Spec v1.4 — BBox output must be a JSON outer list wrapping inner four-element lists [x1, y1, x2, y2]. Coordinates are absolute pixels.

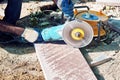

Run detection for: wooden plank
[[34, 43, 97, 80]]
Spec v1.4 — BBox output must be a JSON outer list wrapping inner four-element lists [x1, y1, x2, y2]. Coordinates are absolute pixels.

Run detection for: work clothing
[[3, 0, 22, 25], [53, 0, 74, 20]]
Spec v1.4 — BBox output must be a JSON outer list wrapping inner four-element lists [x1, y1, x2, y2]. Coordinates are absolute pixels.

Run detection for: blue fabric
[[81, 14, 99, 20], [3, 0, 22, 25], [61, 0, 74, 20], [33, 28, 44, 43]]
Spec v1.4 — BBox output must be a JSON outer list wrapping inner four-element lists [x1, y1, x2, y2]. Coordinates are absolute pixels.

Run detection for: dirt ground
[[0, 0, 120, 80]]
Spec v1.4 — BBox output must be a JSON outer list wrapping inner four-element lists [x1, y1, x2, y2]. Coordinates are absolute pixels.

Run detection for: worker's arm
[[0, 22, 42, 43], [0, 22, 24, 36], [53, 0, 74, 21]]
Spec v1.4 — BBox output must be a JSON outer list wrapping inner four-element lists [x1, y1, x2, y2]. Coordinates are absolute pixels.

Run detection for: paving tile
[[34, 43, 97, 80]]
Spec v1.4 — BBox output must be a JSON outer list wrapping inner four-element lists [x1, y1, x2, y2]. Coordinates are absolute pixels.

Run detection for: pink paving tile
[[34, 43, 97, 80]]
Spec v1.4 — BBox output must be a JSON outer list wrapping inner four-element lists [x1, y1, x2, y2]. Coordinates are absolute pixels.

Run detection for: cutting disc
[[62, 19, 94, 48]]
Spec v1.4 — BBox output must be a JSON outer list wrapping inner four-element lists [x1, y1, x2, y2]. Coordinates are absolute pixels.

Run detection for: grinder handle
[[74, 6, 90, 11], [74, 6, 90, 18]]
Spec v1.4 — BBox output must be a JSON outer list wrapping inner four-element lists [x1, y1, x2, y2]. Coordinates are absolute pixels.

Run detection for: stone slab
[[34, 43, 97, 80]]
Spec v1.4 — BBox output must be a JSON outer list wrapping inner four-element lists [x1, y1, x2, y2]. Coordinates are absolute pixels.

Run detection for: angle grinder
[[40, 19, 94, 48]]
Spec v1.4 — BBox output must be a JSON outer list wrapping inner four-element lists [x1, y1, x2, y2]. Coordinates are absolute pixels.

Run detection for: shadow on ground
[[0, 42, 35, 55]]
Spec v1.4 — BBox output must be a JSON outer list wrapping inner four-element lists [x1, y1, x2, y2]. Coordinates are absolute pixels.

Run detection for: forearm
[[0, 23, 24, 36]]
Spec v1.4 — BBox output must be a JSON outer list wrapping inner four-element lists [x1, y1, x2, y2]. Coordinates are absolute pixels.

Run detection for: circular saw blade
[[62, 19, 94, 48]]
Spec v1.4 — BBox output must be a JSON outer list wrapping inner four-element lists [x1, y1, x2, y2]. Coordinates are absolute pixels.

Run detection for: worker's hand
[[61, 0, 74, 20], [20, 28, 44, 43], [21, 28, 39, 43]]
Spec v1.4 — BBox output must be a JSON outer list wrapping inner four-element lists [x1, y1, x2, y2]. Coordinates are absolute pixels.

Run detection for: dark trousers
[[3, 0, 22, 25]]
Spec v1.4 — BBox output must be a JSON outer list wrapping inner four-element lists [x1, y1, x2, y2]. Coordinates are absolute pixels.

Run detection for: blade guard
[[62, 19, 94, 48]]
